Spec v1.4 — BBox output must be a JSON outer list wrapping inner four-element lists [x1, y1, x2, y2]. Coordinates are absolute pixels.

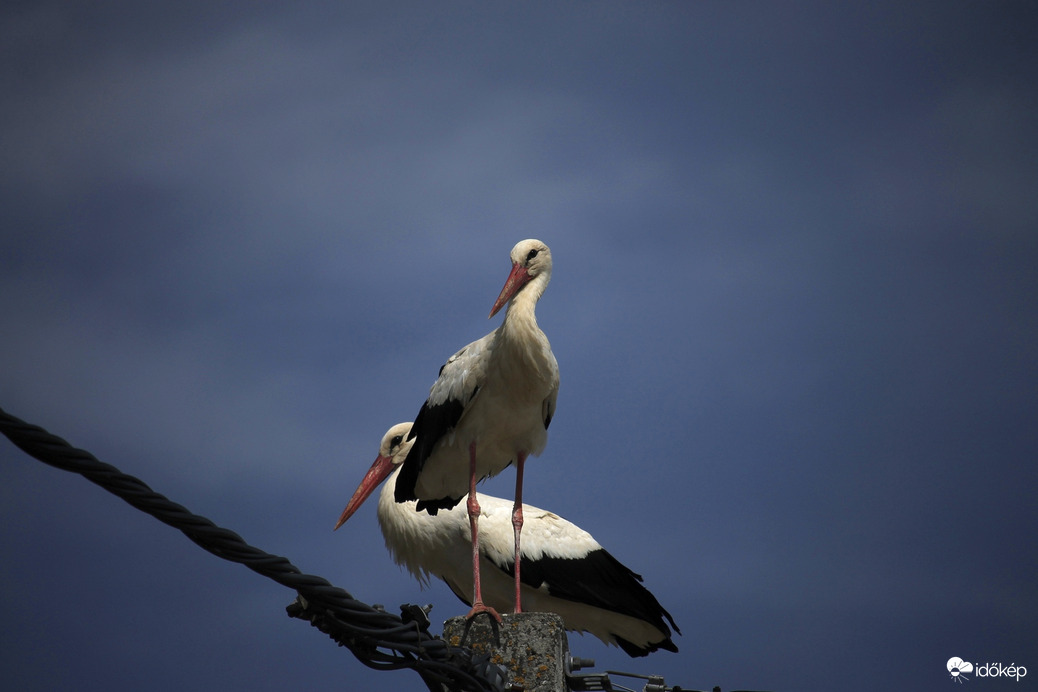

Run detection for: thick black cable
[[0, 406, 501, 692]]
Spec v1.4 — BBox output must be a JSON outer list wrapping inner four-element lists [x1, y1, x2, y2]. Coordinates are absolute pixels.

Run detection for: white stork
[[393, 239, 560, 620], [335, 423, 680, 657]]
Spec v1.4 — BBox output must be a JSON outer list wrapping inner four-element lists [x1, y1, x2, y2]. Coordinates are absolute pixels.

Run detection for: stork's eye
[[390, 435, 403, 448], [526, 248, 539, 262]]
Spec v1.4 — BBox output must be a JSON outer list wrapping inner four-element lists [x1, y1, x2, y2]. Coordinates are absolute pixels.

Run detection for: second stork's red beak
[[489, 262, 532, 318], [334, 454, 396, 530]]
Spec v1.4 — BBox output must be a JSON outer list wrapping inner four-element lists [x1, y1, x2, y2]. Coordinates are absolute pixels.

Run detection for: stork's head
[[489, 239, 552, 318], [334, 422, 414, 530]]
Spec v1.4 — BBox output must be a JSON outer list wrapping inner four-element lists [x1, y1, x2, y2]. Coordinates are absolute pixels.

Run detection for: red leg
[[511, 452, 527, 613], [465, 441, 501, 622]]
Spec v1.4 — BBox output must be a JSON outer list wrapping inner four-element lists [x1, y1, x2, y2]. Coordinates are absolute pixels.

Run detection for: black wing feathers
[[507, 548, 680, 656], [393, 396, 466, 510]]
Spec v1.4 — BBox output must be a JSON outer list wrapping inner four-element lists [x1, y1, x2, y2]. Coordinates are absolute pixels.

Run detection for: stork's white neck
[[502, 271, 550, 333]]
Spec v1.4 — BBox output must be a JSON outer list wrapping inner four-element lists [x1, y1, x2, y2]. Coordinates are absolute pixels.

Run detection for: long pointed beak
[[489, 262, 531, 318], [334, 454, 395, 530]]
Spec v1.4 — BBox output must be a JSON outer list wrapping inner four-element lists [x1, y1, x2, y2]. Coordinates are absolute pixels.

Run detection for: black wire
[[0, 406, 501, 692]]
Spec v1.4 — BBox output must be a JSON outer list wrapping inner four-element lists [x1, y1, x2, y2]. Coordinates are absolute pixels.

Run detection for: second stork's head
[[334, 422, 414, 530]]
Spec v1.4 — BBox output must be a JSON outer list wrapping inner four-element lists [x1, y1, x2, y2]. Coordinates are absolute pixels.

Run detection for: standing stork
[[335, 424, 680, 656], [394, 239, 559, 620]]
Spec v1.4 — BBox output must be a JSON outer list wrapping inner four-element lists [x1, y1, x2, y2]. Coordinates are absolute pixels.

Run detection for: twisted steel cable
[[0, 406, 502, 692]]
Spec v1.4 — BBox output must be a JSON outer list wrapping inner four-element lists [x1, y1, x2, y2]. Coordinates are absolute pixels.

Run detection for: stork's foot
[[465, 602, 502, 623]]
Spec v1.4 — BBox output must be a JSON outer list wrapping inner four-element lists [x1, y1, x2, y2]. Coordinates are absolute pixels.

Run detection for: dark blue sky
[[2, 2, 1036, 690]]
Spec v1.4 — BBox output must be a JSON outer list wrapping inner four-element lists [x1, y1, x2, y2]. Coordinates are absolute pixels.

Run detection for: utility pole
[[444, 613, 569, 692]]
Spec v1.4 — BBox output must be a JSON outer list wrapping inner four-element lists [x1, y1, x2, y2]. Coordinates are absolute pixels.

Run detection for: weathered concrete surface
[[443, 612, 568, 692]]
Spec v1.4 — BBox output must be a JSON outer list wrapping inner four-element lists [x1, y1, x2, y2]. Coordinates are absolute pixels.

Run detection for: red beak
[[489, 262, 532, 318], [334, 454, 396, 530]]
